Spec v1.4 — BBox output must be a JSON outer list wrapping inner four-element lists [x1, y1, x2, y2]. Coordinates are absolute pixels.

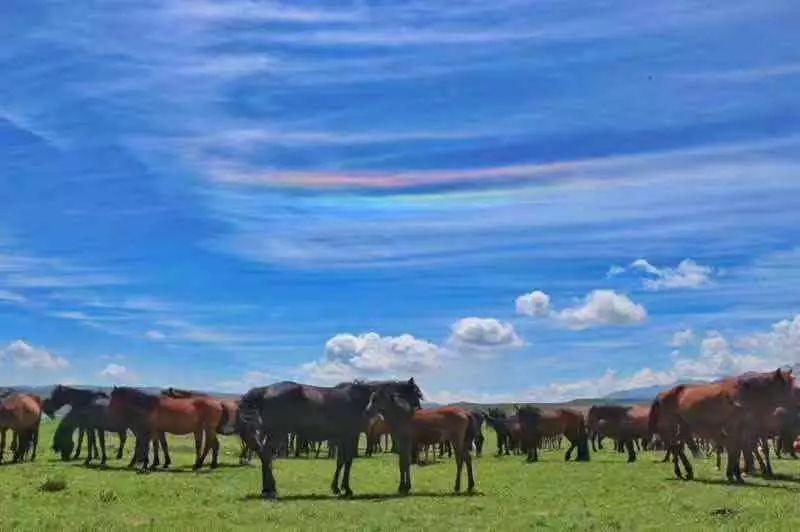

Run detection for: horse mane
[[112, 386, 159, 410]]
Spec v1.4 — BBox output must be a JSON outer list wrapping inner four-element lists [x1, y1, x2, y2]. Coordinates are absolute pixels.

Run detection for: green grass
[[2, 421, 800, 530]]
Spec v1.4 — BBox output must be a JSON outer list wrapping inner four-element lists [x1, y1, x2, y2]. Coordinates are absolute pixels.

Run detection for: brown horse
[[649, 368, 795, 482], [0, 393, 42, 463], [366, 415, 393, 456], [589, 404, 650, 462], [517, 406, 590, 462], [109, 387, 224, 471], [161, 388, 241, 466], [409, 406, 476, 493]]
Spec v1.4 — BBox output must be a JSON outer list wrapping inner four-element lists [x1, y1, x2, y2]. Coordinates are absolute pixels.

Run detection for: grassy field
[[2, 421, 800, 530]]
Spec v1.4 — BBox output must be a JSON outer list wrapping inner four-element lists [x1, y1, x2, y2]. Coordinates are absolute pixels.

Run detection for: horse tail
[[464, 412, 478, 452], [648, 397, 661, 437], [217, 403, 237, 435]]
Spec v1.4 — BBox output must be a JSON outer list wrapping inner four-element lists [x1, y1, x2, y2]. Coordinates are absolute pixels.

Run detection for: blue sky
[[1, 0, 799, 401]]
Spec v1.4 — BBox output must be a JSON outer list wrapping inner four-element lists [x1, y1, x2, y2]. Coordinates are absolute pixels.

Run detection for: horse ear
[[408, 377, 415, 385], [775, 368, 784, 380]]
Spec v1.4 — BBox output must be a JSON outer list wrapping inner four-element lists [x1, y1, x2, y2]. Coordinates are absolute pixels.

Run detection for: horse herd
[[1, 368, 799, 500]]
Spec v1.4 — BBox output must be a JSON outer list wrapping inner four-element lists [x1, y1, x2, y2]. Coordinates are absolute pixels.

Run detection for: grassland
[[2, 421, 800, 531]]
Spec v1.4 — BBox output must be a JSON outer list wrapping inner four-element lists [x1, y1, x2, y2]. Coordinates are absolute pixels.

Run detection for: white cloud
[[144, 329, 166, 341], [448, 317, 523, 353], [556, 290, 646, 330], [629, 258, 715, 290], [217, 370, 272, 393], [99, 363, 137, 383], [515, 290, 551, 317], [0, 340, 69, 371], [669, 328, 695, 347], [303, 332, 443, 384], [735, 314, 800, 364]]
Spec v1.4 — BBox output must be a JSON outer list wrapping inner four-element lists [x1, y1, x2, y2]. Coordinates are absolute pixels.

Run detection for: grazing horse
[[649, 368, 795, 482], [0, 393, 42, 463], [43, 385, 128, 465], [517, 406, 590, 462], [237, 379, 422, 500], [109, 387, 224, 471], [409, 407, 476, 493], [588, 404, 650, 462]]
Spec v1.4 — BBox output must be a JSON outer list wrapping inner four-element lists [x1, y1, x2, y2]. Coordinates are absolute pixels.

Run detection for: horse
[[483, 409, 522, 455], [649, 368, 795, 482], [109, 386, 224, 471], [588, 404, 650, 462], [0, 393, 42, 463], [409, 407, 476, 492], [160, 388, 241, 465], [517, 406, 590, 462], [237, 378, 422, 500], [43, 385, 129, 465], [366, 415, 393, 456]]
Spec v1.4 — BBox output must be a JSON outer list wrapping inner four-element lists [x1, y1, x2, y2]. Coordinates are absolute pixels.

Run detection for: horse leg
[[258, 439, 277, 500], [74, 427, 84, 460], [341, 436, 358, 497], [85, 430, 94, 465], [0, 428, 5, 463], [454, 440, 463, 493], [193, 430, 208, 470], [117, 431, 126, 460], [625, 439, 636, 463], [211, 435, 220, 468], [465, 444, 475, 493], [99, 430, 108, 466], [715, 445, 722, 470], [31, 421, 39, 461], [678, 443, 693, 480], [564, 439, 576, 461], [597, 435, 604, 450], [725, 440, 741, 483], [330, 439, 344, 494], [762, 438, 774, 477], [151, 433, 161, 470], [671, 443, 684, 479]]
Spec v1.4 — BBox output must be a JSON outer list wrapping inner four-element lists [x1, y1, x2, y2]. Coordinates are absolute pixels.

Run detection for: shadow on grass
[[242, 490, 484, 502], [667, 477, 800, 492]]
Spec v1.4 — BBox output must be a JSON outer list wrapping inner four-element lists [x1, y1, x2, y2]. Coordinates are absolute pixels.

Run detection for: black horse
[[237, 378, 422, 500], [483, 408, 518, 455], [43, 385, 128, 465]]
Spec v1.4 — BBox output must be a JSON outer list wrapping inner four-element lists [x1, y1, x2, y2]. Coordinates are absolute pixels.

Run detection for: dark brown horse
[[0, 393, 42, 463], [409, 407, 476, 492], [483, 409, 522, 455], [649, 368, 795, 482], [109, 387, 224, 471], [43, 385, 128, 465], [517, 406, 590, 462], [237, 379, 422, 500]]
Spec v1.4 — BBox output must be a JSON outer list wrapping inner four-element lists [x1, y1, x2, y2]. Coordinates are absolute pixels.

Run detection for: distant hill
[[602, 380, 710, 402]]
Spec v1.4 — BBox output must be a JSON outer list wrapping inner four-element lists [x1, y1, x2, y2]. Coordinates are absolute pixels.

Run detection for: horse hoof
[[331, 487, 340, 495], [342, 489, 353, 498], [262, 491, 277, 501]]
